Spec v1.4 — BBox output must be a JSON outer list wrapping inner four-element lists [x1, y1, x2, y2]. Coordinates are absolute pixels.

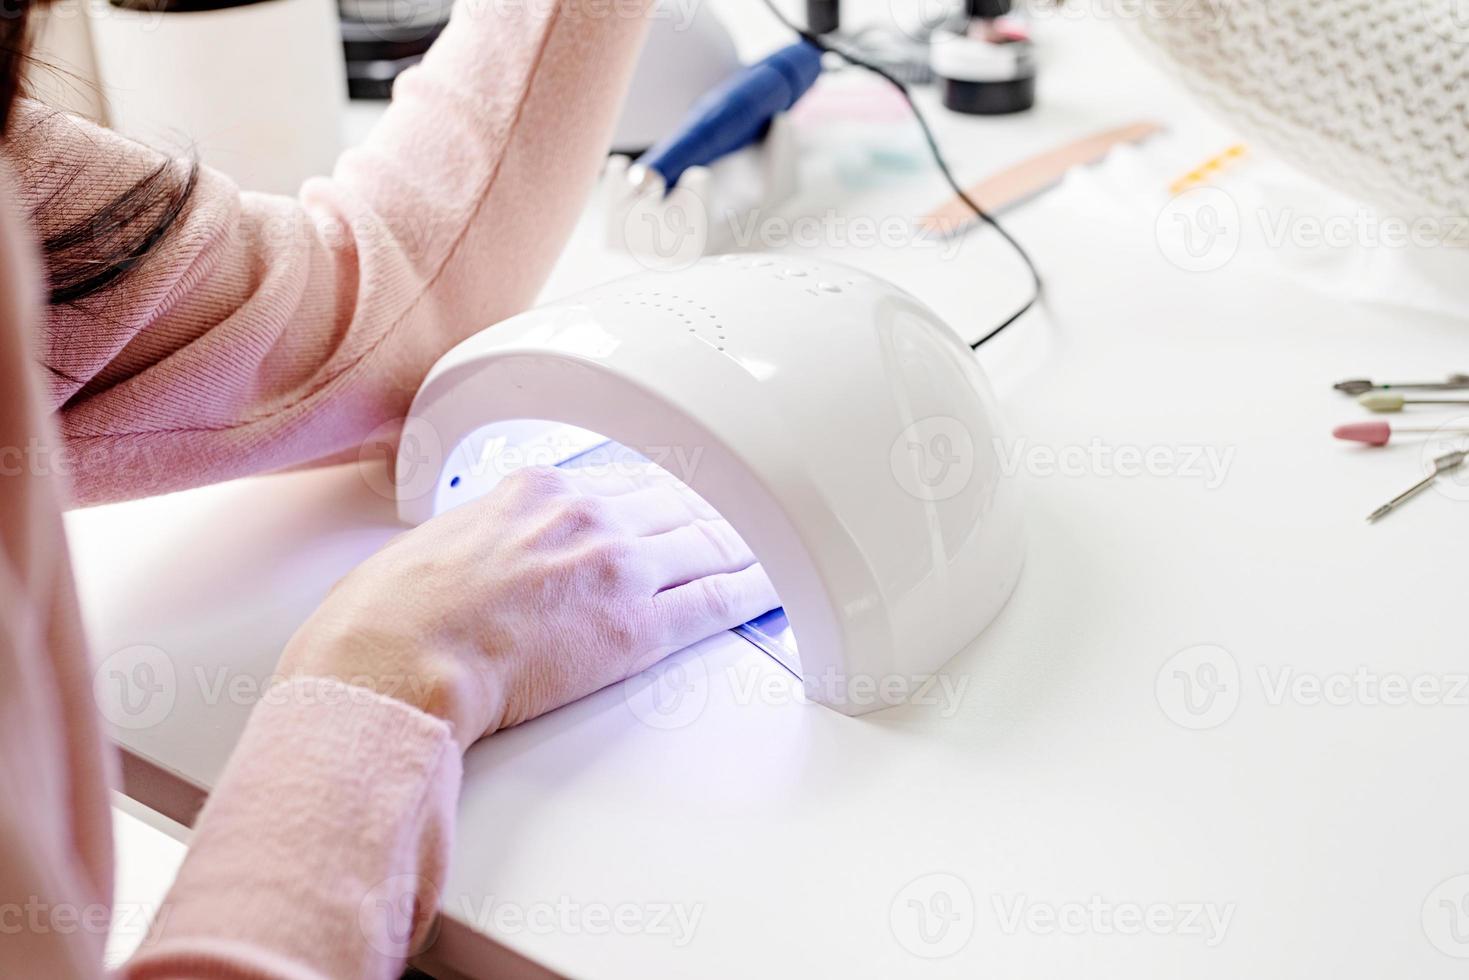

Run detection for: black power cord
[[759, 0, 1044, 349]]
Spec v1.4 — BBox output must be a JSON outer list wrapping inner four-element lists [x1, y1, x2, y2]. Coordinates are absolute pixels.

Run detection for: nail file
[[919, 121, 1163, 238]]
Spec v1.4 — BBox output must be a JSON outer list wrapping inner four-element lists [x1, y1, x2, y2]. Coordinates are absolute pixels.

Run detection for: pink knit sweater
[[0, 0, 646, 975]]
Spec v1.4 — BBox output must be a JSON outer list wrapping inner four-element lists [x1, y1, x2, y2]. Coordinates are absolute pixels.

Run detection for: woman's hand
[[278, 463, 778, 750]]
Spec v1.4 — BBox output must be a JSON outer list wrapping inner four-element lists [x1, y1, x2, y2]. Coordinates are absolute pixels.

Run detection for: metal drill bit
[[1335, 374, 1469, 396], [1356, 391, 1469, 413], [1367, 449, 1468, 523]]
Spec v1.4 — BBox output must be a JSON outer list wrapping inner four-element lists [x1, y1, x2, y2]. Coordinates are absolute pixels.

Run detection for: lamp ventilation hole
[[620, 289, 731, 355]]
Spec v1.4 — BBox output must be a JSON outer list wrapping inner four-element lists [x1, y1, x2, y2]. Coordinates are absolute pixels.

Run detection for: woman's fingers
[[642, 519, 756, 588], [558, 460, 679, 497], [555, 462, 724, 538], [610, 484, 719, 536], [652, 563, 780, 654]]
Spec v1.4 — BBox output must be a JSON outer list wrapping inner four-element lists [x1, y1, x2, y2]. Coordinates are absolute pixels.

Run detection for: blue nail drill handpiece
[[631, 39, 824, 194]]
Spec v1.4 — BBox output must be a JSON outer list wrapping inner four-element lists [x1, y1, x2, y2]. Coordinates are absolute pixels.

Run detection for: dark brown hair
[[1, 0, 197, 304]]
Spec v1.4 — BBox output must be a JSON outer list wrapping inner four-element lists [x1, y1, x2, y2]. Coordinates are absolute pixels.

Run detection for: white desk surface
[[69, 8, 1469, 979]]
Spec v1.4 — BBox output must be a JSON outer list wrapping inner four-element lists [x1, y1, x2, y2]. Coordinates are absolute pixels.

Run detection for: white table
[[69, 6, 1469, 979]]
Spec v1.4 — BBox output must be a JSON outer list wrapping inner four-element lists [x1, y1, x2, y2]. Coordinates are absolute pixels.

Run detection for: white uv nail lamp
[[395, 256, 1024, 715]]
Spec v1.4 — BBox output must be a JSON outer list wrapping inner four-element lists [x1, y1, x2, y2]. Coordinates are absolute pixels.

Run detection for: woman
[[0, 0, 776, 975]]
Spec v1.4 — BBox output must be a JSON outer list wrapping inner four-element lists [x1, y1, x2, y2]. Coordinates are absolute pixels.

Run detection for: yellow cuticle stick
[[1169, 143, 1249, 195]]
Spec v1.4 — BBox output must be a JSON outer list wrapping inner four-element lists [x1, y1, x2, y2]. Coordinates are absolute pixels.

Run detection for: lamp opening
[[437, 418, 799, 675]]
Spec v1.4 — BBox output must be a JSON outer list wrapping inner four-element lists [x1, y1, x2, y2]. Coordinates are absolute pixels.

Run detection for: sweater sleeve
[[7, 167, 467, 977], [1122, 0, 1469, 221], [122, 678, 462, 980], [4, 0, 649, 505]]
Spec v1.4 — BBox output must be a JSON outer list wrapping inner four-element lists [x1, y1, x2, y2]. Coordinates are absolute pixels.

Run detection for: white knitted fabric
[[1123, 0, 1469, 224]]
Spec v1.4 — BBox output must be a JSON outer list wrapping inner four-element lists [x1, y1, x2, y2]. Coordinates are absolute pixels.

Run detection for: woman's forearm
[[6, 0, 649, 504], [120, 678, 461, 980]]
